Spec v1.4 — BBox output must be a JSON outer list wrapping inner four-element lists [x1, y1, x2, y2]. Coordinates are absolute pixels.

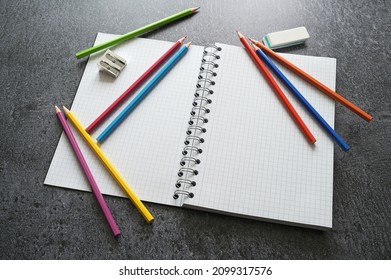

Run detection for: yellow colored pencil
[[62, 106, 154, 224]]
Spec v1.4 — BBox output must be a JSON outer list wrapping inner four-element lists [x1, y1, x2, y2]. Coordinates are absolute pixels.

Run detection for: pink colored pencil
[[55, 105, 120, 237], [86, 36, 187, 133]]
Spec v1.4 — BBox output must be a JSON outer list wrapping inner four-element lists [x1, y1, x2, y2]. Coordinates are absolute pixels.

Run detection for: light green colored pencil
[[75, 7, 200, 59]]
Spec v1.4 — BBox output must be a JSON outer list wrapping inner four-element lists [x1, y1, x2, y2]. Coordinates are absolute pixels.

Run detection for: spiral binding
[[174, 44, 222, 200]]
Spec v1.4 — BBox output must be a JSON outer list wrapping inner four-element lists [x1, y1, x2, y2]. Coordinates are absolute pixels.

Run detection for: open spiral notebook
[[45, 33, 336, 229]]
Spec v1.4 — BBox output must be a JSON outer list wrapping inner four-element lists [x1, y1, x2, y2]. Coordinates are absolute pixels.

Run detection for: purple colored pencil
[[55, 105, 120, 237]]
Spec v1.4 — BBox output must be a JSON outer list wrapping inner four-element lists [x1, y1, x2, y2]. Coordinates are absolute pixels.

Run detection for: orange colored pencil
[[249, 38, 373, 122], [237, 31, 316, 144]]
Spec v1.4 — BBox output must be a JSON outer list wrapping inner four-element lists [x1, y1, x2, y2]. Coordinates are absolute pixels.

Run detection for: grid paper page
[[183, 43, 336, 229], [45, 33, 204, 206]]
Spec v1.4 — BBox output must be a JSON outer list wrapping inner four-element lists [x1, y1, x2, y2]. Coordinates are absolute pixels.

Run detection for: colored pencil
[[75, 7, 199, 59], [252, 45, 350, 151], [237, 31, 316, 144], [249, 38, 373, 122], [55, 106, 121, 236], [62, 106, 154, 224], [97, 42, 192, 143], [86, 36, 187, 133]]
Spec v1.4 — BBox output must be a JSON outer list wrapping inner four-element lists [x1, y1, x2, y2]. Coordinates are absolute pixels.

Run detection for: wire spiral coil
[[174, 44, 222, 200]]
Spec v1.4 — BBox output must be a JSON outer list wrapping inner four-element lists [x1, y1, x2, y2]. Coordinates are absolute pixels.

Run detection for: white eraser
[[262, 26, 310, 49]]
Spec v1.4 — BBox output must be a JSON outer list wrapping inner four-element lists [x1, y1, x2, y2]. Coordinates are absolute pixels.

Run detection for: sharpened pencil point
[[192, 7, 200, 12], [62, 106, 70, 114], [55, 105, 61, 113], [178, 36, 187, 44], [185, 42, 191, 47], [249, 38, 259, 44], [250, 42, 259, 51], [236, 31, 244, 38]]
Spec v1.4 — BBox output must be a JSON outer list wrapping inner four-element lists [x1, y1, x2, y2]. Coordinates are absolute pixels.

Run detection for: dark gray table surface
[[1, 0, 390, 259]]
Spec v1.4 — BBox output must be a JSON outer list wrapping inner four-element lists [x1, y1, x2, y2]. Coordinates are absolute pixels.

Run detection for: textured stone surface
[[0, 0, 390, 259]]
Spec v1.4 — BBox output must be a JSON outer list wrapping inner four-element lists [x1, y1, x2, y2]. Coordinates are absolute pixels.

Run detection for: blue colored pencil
[[97, 42, 191, 143], [252, 44, 350, 151]]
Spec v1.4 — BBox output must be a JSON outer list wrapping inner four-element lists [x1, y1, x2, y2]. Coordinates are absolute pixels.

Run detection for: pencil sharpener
[[97, 49, 127, 78]]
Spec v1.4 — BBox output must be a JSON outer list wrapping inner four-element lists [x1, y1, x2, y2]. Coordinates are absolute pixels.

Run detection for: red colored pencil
[[86, 36, 187, 133], [249, 38, 372, 122], [237, 31, 316, 144]]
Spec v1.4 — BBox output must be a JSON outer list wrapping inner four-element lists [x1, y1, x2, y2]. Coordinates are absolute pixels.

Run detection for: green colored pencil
[[75, 7, 200, 59]]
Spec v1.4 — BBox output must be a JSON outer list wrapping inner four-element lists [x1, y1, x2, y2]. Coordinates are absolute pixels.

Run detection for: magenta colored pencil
[[55, 105, 120, 237], [86, 36, 187, 133]]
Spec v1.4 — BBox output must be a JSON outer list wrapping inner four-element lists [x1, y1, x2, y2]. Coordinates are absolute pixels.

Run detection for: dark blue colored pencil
[[252, 44, 350, 151]]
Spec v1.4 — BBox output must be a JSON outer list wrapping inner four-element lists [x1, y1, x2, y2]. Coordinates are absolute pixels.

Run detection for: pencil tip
[[185, 42, 191, 47], [192, 7, 200, 12], [55, 105, 60, 112], [178, 36, 187, 43], [62, 105, 70, 113], [250, 42, 259, 50], [236, 31, 243, 38]]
